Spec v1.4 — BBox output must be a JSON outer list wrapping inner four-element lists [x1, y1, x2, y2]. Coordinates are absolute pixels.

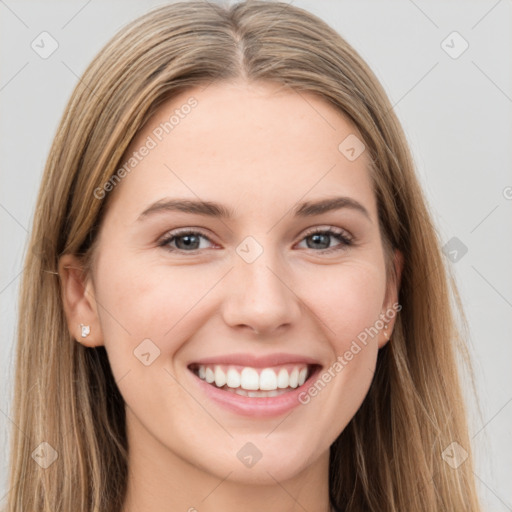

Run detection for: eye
[[158, 226, 353, 254], [158, 229, 215, 253], [296, 227, 353, 254]]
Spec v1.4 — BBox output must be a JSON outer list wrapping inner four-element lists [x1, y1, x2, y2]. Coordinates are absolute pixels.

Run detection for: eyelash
[[158, 226, 354, 255]]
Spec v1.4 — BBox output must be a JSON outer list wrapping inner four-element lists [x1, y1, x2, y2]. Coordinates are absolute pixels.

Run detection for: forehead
[[106, 80, 376, 221]]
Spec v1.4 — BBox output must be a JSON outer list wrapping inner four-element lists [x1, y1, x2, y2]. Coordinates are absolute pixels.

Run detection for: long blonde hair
[[5, 1, 481, 510]]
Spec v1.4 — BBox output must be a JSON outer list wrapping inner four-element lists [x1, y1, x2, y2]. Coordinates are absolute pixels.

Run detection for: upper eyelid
[[159, 227, 214, 242], [301, 225, 352, 239]]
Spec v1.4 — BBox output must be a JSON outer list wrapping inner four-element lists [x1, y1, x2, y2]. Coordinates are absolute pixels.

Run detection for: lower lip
[[189, 366, 322, 418]]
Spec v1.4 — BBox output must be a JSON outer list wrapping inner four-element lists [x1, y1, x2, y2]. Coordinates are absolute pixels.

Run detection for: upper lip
[[188, 352, 322, 369]]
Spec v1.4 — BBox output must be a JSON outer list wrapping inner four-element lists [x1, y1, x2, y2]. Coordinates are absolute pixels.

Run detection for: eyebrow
[[137, 196, 371, 222]]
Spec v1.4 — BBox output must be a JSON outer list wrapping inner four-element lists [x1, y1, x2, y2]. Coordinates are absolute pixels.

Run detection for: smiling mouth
[[187, 363, 320, 397]]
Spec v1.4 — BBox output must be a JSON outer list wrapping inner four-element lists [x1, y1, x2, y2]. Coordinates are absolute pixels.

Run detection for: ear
[[378, 249, 403, 349], [58, 253, 104, 347]]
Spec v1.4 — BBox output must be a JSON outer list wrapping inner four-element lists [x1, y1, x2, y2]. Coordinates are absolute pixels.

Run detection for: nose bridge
[[222, 235, 301, 334]]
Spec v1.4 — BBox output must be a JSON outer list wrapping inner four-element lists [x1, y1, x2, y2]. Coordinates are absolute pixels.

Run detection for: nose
[[221, 246, 302, 336]]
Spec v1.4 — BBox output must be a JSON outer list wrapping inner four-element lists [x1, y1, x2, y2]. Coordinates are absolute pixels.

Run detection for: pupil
[[177, 235, 199, 250], [309, 233, 329, 249]]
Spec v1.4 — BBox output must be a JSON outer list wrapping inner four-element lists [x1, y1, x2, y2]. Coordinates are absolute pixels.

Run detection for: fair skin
[[59, 80, 402, 512]]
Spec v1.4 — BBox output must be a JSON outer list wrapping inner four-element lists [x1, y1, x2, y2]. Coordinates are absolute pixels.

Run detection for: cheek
[[293, 262, 386, 441], [92, 256, 217, 424], [93, 254, 218, 364], [284, 258, 385, 379], [302, 260, 387, 345], [96, 248, 387, 372]]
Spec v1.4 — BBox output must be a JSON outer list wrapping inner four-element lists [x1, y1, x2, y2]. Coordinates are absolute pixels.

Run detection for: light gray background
[[1, 0, 511, 509]]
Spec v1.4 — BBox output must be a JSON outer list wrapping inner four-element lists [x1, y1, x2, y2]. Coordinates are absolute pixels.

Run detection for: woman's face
[[61, 80, 401, 485]]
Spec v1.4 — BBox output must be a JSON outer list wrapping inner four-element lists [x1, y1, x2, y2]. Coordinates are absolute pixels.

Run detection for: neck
[[121, 410, 332, 512]]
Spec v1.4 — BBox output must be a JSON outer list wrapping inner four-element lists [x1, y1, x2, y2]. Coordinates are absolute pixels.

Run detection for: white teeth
[[231, 388, 289, 397], [205, 367, 215, 384], [226, 367, 241, 388], [240, 367, 259, 390], [289, 368, 299, 388], [259, 368, 277, 390], [277, 368, 289, 389], [214, 366, 226, 387], [193, 363, 312, 392]]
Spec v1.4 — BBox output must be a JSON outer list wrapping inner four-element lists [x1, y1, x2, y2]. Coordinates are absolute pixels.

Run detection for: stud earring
[[383, 323, 389, 339], [79, 324, 90, 338]]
